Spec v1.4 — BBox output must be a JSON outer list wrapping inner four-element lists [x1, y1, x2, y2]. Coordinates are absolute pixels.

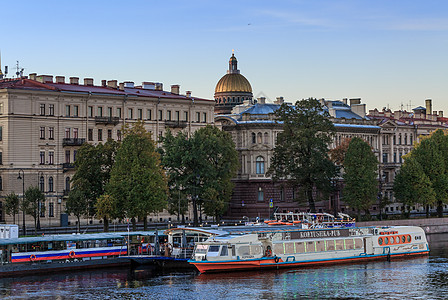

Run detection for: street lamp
[[17, 169, 26, 236]]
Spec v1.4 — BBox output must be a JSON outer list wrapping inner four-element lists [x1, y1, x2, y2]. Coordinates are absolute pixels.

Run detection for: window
[[98, 129, 103, 141], [196, 112, 200, 122], [0, 126, 2, 141], [108, 129, 112, 140], [65, 177, 70, 192], [39, 202, 45, 217], [280, 189, 285, 202], [203, 112, 207, 123], [128, 108, 133, 119], [404, 134, 407, 145], [49, 177, 54, 192], [398, 134, 402, 145], [65, 128, 70, 139], [40, 127, 45, 139], [49, 104, 54, 116], [399, 152, 402, 163], [175, 111, 180, 121], [40, 151, 45, 164], [65, 150, 70, 163], [147, 109, 152, 120], [0, 103, 4, 114], [167, 110, 172, 121], [49, 127, 54, 140], [0, 152, 2, 165], [184, 111, 188, 121], [88, 129, 93, 141], [73, 128, 78, 139], [117, 130, 122, 141], [74, 105, 79, 117], [88, 106, 93, 117], [49, 151, 54, 165], [382, 153, 388, 163], [0, 176, 2, 191], [40, 104, 45, 116], [98, 107, 103, 117], [257, 133, 262, 143], [158, 110, 163, 121], [65, 105, 70, 117], [256, 156, 265, 174], [264, 132, 269, 144], [117, 107, 122, 118], [138, 109, 143, 120], [49, 203, 54, 217], [107, 107, 112, 117], [74, 150, 77, 162], [410, 134, 413, 145], [39, 176, 45, 191], [252, 133, 256, 144], [394, 152, 397, 163]]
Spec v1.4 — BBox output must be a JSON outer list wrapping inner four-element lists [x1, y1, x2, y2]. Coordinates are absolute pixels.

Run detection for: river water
[[1, 234, 447, 300]]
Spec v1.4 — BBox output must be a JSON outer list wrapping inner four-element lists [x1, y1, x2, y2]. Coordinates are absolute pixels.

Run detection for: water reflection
[[1, 234, 447, 299]]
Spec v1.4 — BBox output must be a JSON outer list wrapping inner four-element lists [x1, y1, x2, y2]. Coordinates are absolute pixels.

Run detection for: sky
[[1, 0, 448, 113]]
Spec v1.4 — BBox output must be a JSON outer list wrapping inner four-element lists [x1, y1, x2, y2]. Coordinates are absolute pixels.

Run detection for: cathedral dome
[[215, 73, 252, 94]]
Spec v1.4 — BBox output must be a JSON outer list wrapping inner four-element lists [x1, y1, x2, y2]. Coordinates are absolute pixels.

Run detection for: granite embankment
[[357, 217, 448, 234]]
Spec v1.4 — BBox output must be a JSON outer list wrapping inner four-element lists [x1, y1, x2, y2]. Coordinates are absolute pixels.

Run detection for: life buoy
[[30, 254, 37, 262], [274, 256, 280, 263], [69, 251, 76, 259], [265, 249, 272, 257]]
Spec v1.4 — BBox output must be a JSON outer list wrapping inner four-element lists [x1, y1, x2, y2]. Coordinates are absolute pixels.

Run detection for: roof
[[215, 73, 252, 94], [241, 103, 281, 115]]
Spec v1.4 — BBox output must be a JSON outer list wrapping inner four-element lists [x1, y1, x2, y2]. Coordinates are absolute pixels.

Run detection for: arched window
[[65, 177, 71, 192], [264, 132, 269, 144], [48, 177, 54, 192], [398, 134, 402, 145], [257, 133, 262, 143], [39, 176, 45, 192], [252, 133, 256, 144], [256, 156, 265, 174], [257, 187, 264, 202]]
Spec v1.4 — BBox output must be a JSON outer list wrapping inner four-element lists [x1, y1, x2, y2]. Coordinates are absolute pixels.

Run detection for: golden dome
[[215, 73, 252, 94]]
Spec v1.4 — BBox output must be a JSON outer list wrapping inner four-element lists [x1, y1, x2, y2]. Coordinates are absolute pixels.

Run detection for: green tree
[[71, 139, 118, 227], [161, 126, 239, 225], [268, 98, 337, 212], [24, 186, 45, 234], [4, 192, 20, 224], [66, 188, 88, 233], [394, 156, 436, 218], [342, 137, 378, 219], [107, 121, 168, 230], [95, 194, 117, 232]]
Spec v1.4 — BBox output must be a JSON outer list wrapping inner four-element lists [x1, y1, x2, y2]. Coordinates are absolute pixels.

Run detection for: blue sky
[[2, 0, 448, 113]]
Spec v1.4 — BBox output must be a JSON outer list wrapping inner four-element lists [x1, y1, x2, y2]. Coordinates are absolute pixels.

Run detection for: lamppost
[[17, 169, 26, 236], [37, 171, 44, 230]]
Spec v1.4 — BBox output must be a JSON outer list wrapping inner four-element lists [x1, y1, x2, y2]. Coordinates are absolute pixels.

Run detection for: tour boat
[[188, 225, 429, 273], [264, 212, 356, 228]]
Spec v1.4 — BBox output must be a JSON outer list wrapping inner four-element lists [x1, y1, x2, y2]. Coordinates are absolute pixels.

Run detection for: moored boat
[[189, 225, 429, 273]]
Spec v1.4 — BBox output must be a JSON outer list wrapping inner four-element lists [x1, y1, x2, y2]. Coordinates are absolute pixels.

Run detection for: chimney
[[342, 98, 348, 105], [171, 84, 180, 95], [101, 80, 107, 87], [275, 97, 284, 104], [107, 80, 118, 89], [29, 73, 37, 81], [258, 97, 266, 104], [70, 77, 79, 85], [55, 76, 65, 84], [142, 82, 155, 90], [439, 111, 443, 118], [155, 82, 163, 91], [36, 75, 53, 83], [84, 78, 94, 86], [350, 98, 361, 106], [119, 82, 125, 91], [124, 81, 134, 88], [186, 91, 192, 97], [425, 99, 432, 115]]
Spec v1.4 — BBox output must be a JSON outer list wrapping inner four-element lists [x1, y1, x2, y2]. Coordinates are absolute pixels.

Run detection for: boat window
[[295, 242, 305, 253], [273, 243, 284, 255], [231, 245, 236, 256], [285, 243, 295, 254], [354, 238, 363, 249], [346, 239, 355, 249], [195, 244, 208, 254], [335, 240, 344, 251], [389, 237, 394, 244], [385, 237, 389, 245], [326, 240, 335, 251], [401, 236, 406, 243], [208, 245, 220, 253], [250, 245, 262, 255], [315, 241, 325, 252], [407, 235, 411, 243], [220, 245, 228, 256], [237, 246, 250, 256], [306, 241, 315, 253], [378, 238, 383, 246], [395, 236, 400, 244]]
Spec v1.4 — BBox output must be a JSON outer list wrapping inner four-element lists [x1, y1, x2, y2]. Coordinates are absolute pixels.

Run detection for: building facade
[[0, 74, 215, 226]]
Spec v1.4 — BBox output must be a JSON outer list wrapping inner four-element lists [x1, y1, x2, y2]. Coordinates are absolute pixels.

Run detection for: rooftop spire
[[228, 51, 240, 74]]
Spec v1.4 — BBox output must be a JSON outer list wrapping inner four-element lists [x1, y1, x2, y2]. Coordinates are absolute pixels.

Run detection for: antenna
[[15, 61, 24, 78]]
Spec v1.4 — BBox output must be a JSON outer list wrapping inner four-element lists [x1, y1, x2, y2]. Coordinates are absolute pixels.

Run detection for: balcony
[[95, 116, 120, 125], [165, 120, 188, 128], [62, 138, 86, 147], [62, 163, 75, 172]]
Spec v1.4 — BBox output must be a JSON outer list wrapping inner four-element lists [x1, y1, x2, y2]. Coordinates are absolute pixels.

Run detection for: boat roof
[[164, 227, 228, 236]]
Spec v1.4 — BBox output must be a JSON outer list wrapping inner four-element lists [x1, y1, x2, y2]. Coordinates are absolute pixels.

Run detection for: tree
[[161, 126, 239, 225], [66, 188, 88, 233], [107, 121, 168, 230], [329, 137, 352, 166], [24, 186, 45, 234], [394, 156, 436, 218], [4, 193, 20, 224], [268, 98, 337, 212], [71, 140, 118, 228], [95, 194, 117, 232], [342, 137, 378, 219]]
